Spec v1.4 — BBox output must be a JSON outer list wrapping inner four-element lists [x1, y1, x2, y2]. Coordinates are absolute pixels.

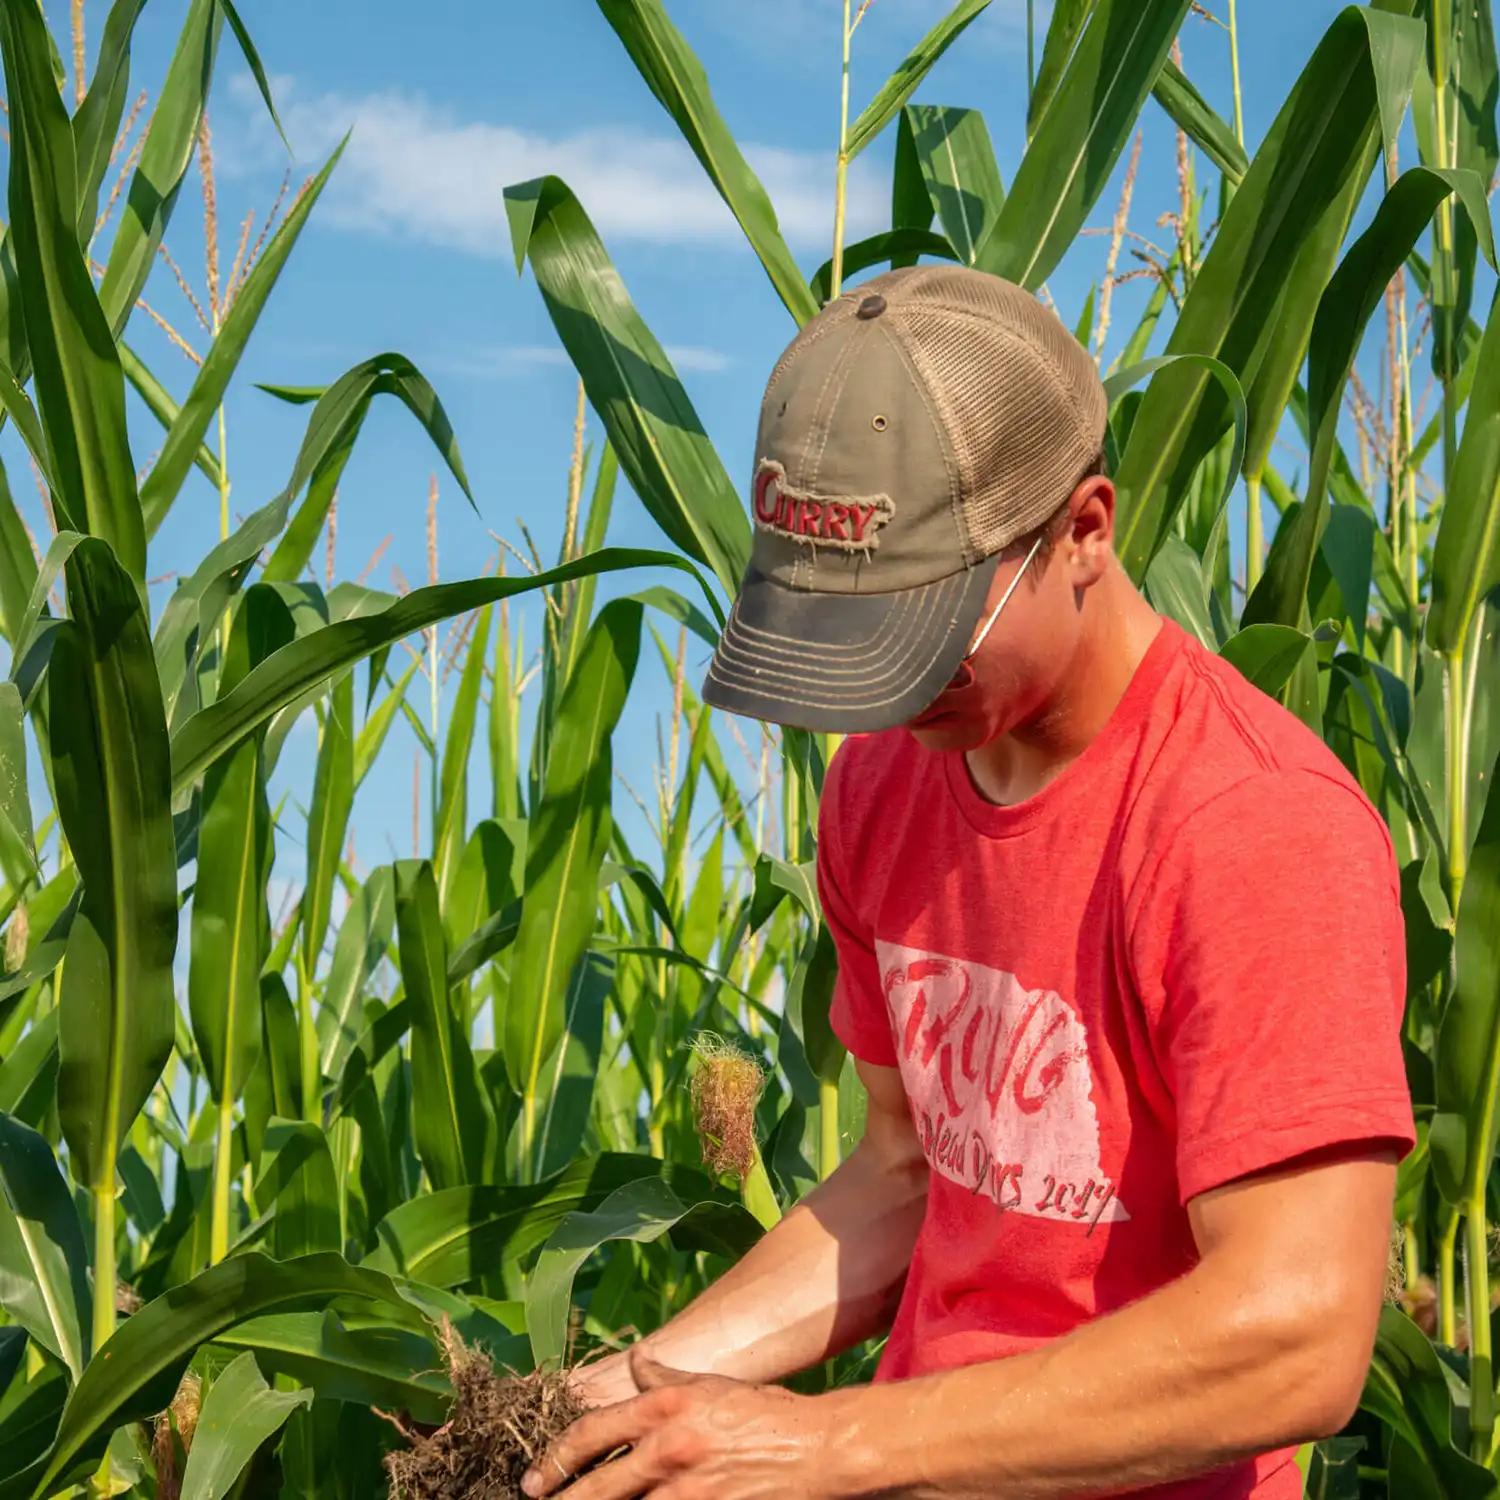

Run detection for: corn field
[[0, 0, 1494, 1494]]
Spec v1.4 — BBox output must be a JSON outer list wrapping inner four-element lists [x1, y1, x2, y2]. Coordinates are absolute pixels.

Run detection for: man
[[522, 267, 1414, 1498]]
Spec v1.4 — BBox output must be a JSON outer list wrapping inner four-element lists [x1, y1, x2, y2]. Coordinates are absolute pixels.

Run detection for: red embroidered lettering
[[754, 468, 779, 523], [750, 460, 892, 550], [848, 503, 878, 543]]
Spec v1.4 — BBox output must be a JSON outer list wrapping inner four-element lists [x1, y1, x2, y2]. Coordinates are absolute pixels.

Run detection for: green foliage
[[0, 0, 1496, 1492]]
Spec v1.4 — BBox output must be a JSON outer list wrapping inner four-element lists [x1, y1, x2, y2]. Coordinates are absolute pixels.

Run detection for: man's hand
[[523, 1345, 839, 1500], [569, 1350, 640, 1411]]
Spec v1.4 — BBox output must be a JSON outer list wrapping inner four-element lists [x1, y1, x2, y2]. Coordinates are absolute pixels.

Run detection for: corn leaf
[[808, 227, 959, 305], [362, 1152, 709, 1287], [0, 683, 35, 890], [96, 0, 221, 338], [354, 657, 421, 787], [0, 0, 144, 581], [188, 588, 291, 1117], [139, 140, 346, 540], [120, 345, 224, 493], [506, 599, 642, 1177], [0, 1358, 66, 1492], [515, 951, 611, 1182], [1247, 166, 1491, 632], [1151, 57, 1248, 185], [214, 1311, 451, 1425], [317, 867, 396, 1081], [0, 460, 38, 650], [154, 493, 294, 732], [255, 1119, 340, 1259], [1144, 535, 1218, 649], [71, 0, 150, 242], [1114, 6, 1423, 580], [178, 1352, 312, 1500], [444, 819, 521, 967], [985, 0, 1191, 290], [263, 352, 474, 584], [890, 110, 937, 269], [1429, 283, 1500, 655], [527, 1175, 761, 1369], [1362, 1306, 1500, 1492], [1432, 762, 1500, 1206], [594, 0, 817, 324], [395, 860, 494, 1190], [0, 1111, 91, 1379], [28, 1252, 434, 1496], [900, 105, 1005, 270], [845, 0, 994, 160], [302, 671, 355, 977], [1028, 0, 1095, 132], [1218, 625, 1313, 698], [446, 900, 523, 991], [435, 607, 492, 908], [47, 539, 177, 1196], [171, 548, 716, 791], [218, 0, 289, 150], [506, 176, 749, 594]]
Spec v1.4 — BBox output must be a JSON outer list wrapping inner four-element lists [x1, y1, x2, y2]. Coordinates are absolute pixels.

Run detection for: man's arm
[[823, 1146, 1396, 1498], [530, 1143, 1396, 1499], [574, 1058, 928, 1408]]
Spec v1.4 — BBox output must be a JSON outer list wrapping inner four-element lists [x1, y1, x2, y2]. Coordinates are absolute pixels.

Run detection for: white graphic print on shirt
[[875, 940, 1129, 1228]]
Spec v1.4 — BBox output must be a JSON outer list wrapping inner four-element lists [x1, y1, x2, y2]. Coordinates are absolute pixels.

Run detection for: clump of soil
[[689, 1033, 767, 1179], [384, 1323, 586, 1499]]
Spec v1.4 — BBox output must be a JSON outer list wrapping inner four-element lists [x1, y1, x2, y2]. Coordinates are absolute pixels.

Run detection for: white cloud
[[664, 344, 732, 373], [223, 77, 885, 259]]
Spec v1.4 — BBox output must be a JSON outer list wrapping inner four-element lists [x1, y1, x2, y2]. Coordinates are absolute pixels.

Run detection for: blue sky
[[15, 0, 1468, 909]]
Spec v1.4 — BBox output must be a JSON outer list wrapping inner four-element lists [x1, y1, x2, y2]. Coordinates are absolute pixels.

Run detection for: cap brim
[[702, 553, 1001, 733]]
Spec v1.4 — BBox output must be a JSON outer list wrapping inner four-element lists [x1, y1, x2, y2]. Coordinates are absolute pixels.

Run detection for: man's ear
[[1067, 477, 1115, 586]]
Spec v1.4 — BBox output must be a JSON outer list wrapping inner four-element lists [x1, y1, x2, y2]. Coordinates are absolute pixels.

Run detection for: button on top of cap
[[856, 294, 887, 320]]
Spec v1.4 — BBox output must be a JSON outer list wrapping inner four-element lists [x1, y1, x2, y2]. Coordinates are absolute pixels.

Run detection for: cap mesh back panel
[[891, 268, 1106, 555]]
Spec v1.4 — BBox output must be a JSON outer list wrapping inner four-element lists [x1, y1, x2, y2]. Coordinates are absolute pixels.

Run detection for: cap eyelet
[[871, 413, 888, 432]]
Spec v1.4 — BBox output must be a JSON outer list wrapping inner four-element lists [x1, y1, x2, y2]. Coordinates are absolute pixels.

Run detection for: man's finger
[[628, 1347, 698, 1390], [530, 1445, 657, 1500], [523, 1397, 652, 1497]]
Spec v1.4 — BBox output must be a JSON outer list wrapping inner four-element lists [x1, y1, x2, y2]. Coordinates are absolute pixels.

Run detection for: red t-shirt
[[820, 618, 1414, 1499]]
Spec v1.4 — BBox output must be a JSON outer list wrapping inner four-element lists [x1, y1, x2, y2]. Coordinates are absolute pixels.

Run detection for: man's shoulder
[[1131, 630, 1388, 860]]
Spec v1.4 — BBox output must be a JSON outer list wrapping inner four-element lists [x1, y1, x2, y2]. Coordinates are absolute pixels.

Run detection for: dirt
[[384, 1323, 587, 1499]]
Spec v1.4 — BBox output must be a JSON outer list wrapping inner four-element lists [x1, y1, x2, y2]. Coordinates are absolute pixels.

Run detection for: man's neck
[[964, 571, 1163, 808]]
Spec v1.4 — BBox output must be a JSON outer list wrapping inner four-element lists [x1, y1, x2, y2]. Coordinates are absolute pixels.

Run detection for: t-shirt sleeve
[[818, 749, 898, 1067], [1129, 767, 1416, 1205]]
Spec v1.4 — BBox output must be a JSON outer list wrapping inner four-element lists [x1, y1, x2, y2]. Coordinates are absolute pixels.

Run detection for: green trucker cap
[[702, 264, 1108, 733]]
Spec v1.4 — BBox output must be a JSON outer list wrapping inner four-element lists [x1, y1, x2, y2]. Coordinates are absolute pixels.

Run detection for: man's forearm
[[638, 1139, 927, 1387], [822, 1253, 1364, 1499]]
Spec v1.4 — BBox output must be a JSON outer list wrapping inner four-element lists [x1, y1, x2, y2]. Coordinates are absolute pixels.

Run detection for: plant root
[[384, 1322, 586, 1499]]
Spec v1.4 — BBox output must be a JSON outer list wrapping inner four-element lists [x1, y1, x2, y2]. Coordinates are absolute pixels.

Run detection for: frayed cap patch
[[752, 458, 894, 551]]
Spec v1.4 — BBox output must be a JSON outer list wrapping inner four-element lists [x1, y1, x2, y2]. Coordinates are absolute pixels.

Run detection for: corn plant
[[0, 0, 1496, 1495]]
